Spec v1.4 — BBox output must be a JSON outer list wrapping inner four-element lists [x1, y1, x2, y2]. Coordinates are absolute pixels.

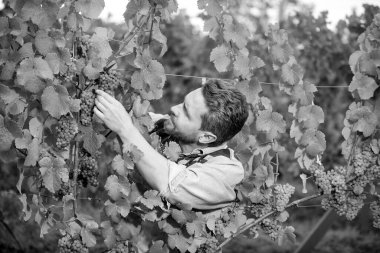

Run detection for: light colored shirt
[[160, 144, 245, 211]]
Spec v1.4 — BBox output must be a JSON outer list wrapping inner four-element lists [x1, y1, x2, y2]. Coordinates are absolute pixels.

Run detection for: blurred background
[[1, 0, 380, 252]]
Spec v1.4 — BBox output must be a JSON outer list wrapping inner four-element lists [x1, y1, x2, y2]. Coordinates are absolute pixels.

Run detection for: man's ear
[[198, 131, 217, 144]]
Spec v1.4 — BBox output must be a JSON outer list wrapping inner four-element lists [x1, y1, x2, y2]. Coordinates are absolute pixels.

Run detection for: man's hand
[[94, 90, 133, 135]]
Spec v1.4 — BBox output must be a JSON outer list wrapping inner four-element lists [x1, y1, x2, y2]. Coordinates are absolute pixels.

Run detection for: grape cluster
[[80, 90, 96, 126], [77, 35, 91, 58], [214, 208, 237, 236], [58, 234, 88, 253], [56, 115, 78, 149], [196, 237, 219, 253], [273, 184, 295, 212], [260, 218, 281, 241], [54, 182, 70, 200], [98, 70, 124, 95], [244, 202, 272, 219], [108, 241, 135, 253], [77, 152, 99, 187], [370, 200, 380, 229]]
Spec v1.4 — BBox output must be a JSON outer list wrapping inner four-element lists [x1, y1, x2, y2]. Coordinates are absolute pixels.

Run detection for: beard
[[162, 118, 198, 144]]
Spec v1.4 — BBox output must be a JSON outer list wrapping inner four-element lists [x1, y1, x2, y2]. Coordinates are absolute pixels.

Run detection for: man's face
[[165, 88, 209, 144]]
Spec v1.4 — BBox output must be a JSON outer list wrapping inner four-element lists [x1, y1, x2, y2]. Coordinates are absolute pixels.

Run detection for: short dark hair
[[201, 80, 249, 146]]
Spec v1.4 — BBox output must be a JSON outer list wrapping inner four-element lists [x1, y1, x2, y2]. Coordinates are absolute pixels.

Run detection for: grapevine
[[0, 0, 378, 253]]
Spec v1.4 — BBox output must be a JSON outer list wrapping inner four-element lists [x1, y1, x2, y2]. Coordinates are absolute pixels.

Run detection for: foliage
[[0, 1, 379, 253]]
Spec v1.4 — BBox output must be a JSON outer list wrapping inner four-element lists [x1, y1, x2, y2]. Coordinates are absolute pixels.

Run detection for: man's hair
[[200, 79, 249, 146]]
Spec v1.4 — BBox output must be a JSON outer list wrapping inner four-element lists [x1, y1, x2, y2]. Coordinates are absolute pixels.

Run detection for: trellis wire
[[115, 70, 349, 88]]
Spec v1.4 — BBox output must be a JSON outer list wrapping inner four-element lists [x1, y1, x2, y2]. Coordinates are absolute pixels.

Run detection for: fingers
[[95, 98, 107, 112], [94, 107, 104, 120], [96, 90, 115, 103]]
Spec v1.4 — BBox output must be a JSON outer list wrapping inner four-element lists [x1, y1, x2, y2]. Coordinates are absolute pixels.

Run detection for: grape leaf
[[16, 57, 53, 93], [112, 154, 127, 177], [39, 156, 69, 193], [116, 220, 141, 240], [135, 49, 166, 87], [204, 17, 220, 40], [0, 84, 19, 105], [41, 85, 71, 118], [291, 81, 316, 105], [236, 78, 262, 106], [210, 45, 231, 72], [278, 226, 296, 246], [82, 126, 105, 157], [171, 209, 188, 225], [104, 175, 131, 201], [81, 227, 97, 248], [19, 194, 32, 221], [223, 15, 249, 49], [124, 0, 150, 22], [0, 114, 14, 152], [101, 221, 116, 249], [75, 0, 105, 19], [348, 51, 364, 73], [0, 61, 16, 80], [149, 240, 167, 253], [281, 57, 304, 85], [46, 49, 71, 75], [256, 110, 286, 140], [197, 0, 223, 17], [297, 105, 324, 129], [35, 30, 55, 56], [29, 117, 43, 140], [152, 21, 168, 57], [15, 129, 32, 150], [250, 56, 265, 70], [233, 53, 250, 79], [24, 138, 40, 166], [270, 44, 291, 64], [139, 190, 164, 209], [290, 120, 303, 143], [17, 42, 34, 61], [186, 221, 203, 237], [347, 104, 378, 137], [168, 233, 191, 253], [133, 95, 150, 117], [164, 141, 181, 161], [299, 129, 326, 157], [349, 73, 378, 100], [21, 1, 59, 29], [89, 27, 112, 62]]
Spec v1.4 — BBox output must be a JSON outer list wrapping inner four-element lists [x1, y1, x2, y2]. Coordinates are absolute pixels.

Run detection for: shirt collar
[[186, 143, 228, 156]]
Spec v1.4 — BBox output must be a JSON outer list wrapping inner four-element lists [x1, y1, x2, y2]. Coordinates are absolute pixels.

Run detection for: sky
[[97, 0, 380, 29]]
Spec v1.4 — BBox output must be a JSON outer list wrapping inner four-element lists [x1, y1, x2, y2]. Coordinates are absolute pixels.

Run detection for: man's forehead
[[185, 88, 208, 114]]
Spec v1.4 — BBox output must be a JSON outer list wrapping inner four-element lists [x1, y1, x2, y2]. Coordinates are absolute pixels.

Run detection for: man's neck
[[179, 142, 227, 154]]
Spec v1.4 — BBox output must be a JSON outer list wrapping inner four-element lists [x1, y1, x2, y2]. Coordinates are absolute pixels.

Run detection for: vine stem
[[106, 10, 152, 67], [216, 193, 322, 251]]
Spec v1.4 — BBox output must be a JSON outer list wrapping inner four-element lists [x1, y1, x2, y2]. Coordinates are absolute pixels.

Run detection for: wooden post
[[295, 209, 338, 253]]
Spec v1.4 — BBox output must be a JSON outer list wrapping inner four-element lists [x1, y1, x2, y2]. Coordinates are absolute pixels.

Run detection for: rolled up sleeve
[[160, 157, 244, 210]]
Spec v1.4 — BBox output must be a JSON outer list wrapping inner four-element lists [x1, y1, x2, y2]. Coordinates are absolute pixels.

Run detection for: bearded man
[[94, 80, 249, 212]]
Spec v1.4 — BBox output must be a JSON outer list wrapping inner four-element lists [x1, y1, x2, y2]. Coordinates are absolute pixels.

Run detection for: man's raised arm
[[94, 90, 171, 193]]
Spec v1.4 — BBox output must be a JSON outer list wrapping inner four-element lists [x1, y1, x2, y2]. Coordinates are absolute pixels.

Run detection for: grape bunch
[[214, 208, 237, 236], [58, 234, 88, 253], [77, 35, 91, 58], [108, 241, 136, 253], [56, 115, 78, 149], [54, 182, 70, 200], [260, 218, 281, 241], [244, 202, 272, 219], [77, 152, 99, 187], [370, 200, 380, 229], [273, 184, 295, 212], [98, 69, 124, 95], [196, 237, 219, 253], [80, 90, 96, 126]]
